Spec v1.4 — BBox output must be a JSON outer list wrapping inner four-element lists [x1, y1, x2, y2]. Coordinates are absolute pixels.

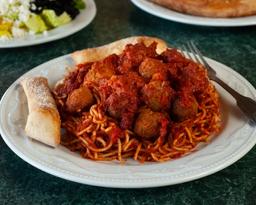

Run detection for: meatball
[[102, 75, 140, 129], [126, 71, 145, 89], [179, 62, 209, 93], [66, 86, 94, 113], [160, 49, 190, 82], [172, 92, 198, 121], [142, 80, 175, 112], [106, 92, 139, 129], [106, 74, 138, 94], [54, 63, 92, 97], [161, 48, 186, 64], [85, 54, 117, 84], [139, 57, 167, 80], [107, 93, 131, 119], [134, 108, 164, 139], [118, 42, 158, 74]]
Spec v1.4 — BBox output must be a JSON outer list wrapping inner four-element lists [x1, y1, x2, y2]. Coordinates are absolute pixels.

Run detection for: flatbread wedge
[[71, 36, 168, 65]]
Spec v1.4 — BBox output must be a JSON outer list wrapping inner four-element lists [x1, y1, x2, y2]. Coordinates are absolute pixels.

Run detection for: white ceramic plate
[[0, 0, 96, 48], [1, 54, 256, 188], [131, 0, 256, 27]]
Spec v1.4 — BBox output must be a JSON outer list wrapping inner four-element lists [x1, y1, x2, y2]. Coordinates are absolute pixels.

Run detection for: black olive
[[29, 0, 80, 19]]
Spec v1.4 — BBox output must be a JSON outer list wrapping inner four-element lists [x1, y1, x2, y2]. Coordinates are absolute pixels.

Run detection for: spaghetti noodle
[[53, 42, 221, 162]]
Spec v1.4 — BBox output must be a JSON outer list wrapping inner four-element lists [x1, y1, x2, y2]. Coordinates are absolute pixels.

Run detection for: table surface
[[1, 0, 256, 204]]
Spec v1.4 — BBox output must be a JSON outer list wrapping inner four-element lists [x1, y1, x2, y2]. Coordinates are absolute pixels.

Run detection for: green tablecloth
[[1, 0, 256, 204]]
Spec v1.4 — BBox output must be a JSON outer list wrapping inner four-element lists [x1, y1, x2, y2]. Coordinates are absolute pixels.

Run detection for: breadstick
[[21, 77, 60, 147]]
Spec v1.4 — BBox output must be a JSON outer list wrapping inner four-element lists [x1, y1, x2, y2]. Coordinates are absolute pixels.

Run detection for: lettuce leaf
[[73, 0, 86, 10]]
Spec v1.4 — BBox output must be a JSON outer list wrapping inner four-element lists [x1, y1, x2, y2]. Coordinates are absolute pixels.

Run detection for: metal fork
[[180, 41, 256, 126]]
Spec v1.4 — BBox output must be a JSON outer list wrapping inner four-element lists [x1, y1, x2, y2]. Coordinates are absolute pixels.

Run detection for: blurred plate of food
[[0, 0, 96, 48], [131, 0, 256, 27]]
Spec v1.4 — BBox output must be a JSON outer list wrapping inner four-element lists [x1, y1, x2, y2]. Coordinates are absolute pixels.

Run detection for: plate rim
[[130, 0, 256, 27], [0, 0, 97, 48], [1, 54, 256, 188]]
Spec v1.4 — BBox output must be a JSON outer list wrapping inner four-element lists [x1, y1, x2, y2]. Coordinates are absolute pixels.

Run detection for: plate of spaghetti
[[1, 36, 256, 188]]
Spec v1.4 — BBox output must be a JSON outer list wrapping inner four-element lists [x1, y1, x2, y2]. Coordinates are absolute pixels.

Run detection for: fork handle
[[212, 75, 256, 122], [212, 76, 244, 100]]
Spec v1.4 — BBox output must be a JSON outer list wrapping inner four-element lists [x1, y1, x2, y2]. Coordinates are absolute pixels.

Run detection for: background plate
[[0, 0, 96, 48], [0, 54, 256, 188], [131, 0, 256, 27]]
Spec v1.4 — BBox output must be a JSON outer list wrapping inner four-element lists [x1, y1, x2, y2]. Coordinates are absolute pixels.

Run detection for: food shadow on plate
[[215, 83, 247, 131], [8, 84, 28, 136]]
